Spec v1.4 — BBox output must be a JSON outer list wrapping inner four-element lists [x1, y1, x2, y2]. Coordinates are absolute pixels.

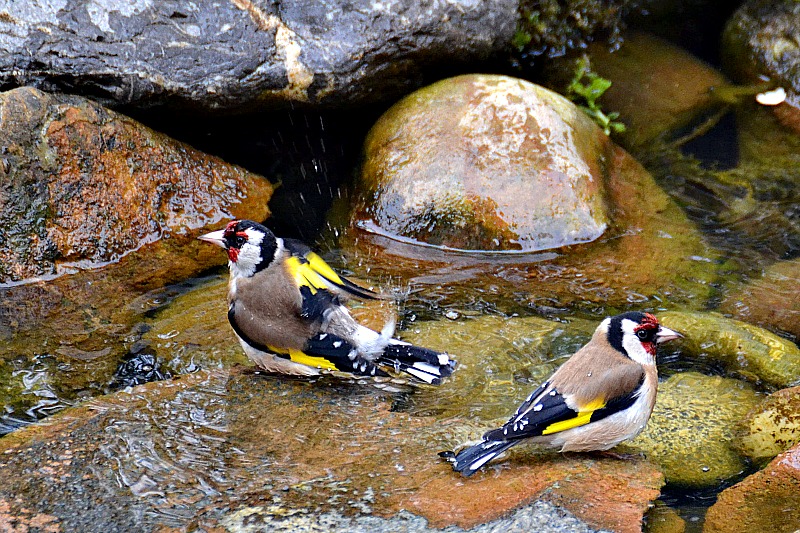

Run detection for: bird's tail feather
[[378, 343, 455, 385], [439, 439, 516, 476]]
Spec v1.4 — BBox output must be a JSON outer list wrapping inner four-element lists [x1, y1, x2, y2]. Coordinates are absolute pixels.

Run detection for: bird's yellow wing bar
[[268, 344, 340, 371], [540, 398, 606, 435]]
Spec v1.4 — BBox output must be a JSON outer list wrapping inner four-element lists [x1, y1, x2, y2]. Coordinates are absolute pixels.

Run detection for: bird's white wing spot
[[469, 452, 499, 471]]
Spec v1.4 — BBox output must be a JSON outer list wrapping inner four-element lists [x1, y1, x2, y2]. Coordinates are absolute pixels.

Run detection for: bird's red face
[[198, 220, 254, 263], [608, 311, 682, 363], [221, 220, 249, 263], [198, 220, 278, 278], [633, 313, 661, 356]]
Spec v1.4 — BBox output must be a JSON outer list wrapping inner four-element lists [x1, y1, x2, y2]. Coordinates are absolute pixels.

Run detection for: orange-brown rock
[[704, 442, 800, 532], [583, 32, 728, 149], [0, 369, 664, 532], [722, 258, 800, 339], [0, 87, 273, 284]]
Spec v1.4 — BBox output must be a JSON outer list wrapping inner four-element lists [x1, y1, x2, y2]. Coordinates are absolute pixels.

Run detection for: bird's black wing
[[483, 373, 645, 442], [283, 238, 381, 301]]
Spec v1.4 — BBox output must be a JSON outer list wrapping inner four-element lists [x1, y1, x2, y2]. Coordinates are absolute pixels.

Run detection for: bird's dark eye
[[636, 329, 650, 340], [235, 236, 246, 247]]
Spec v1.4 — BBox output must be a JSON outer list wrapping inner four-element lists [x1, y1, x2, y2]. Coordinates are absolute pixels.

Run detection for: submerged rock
[[400, 314, 596, 421], [623, 372, 761, 488], [140, 276, 249, 375], [0, 0, 517, 112], [0, 369, 663, 532], [643, 501, 686, 533], [703, 441, 800, 533], [734, 385, 800, 464], [658, 311, 800, 387], [722, 258, 800, 339]]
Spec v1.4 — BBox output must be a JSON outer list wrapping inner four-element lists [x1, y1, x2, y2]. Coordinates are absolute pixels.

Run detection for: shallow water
[[0, 99, 798, 530]]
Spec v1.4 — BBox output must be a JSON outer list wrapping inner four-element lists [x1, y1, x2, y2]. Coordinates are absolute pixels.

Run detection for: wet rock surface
[[734, 385, 800, 464], [0, 369, 662, 532], [0, 0, 517, 112], [333, 134, 717, 310], [658, 311, 800, 388], [722, 0, 800, 137], [0, 87, 272, 433], [723, 0, 800, 106], [622, 372, 761, 488], [571, 32, 729, 149], [399, 314, 596, 421], [356, 74, 611, 252], [722, 258, 800, 339], [0, 87, 273, 283], [703, 441, 800, 533]]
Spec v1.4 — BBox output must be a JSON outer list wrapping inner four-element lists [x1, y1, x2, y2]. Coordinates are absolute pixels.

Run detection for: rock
[[0, 87, 273, 284], [331, 74, 717, 309], [734, 385, 800, 464], [575, 32, 729, 149], [0, 369, 663, 532], [703, 442, 800, 533], [357, 74, 611, 252], [400, 314, 596, 420], [723, 0, 800, 134], [623, 372, 761, 488], [138, 276, 249, 375], [512, 0, 634, 61], [722, 258, 800, 339], [658, 311, 800, 387], [644, 501, 686, 533], [0, 87, 271, 432], [0, 0, 517, 112]]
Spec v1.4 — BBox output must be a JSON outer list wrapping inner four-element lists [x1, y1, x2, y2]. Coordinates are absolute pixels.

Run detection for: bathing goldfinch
[[441, 312, 681, 475], [199, 220, 455, 384]]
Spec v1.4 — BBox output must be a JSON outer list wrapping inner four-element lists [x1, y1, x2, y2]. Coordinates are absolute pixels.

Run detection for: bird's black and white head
[[198, 220, 279, 278], [600, 312, 682, 365]]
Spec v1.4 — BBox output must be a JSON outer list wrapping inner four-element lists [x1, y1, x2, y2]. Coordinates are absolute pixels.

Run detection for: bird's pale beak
[[656, 326, 683, 343], [198, 229, 227, 249]]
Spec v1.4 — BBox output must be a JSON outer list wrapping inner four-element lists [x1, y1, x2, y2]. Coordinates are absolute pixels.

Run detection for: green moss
[[513, 0, 635, 60]]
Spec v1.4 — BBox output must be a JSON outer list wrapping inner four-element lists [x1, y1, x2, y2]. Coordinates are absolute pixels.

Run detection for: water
[[0, 96, 798, 530]]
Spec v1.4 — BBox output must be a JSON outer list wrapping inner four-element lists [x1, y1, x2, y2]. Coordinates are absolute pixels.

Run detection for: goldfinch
[[440, 312, 681, 475], [198, 220, 455, 384]]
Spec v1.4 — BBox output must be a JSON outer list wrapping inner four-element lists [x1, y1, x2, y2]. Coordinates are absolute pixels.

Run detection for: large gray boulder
[[0, 0, 517, 111]]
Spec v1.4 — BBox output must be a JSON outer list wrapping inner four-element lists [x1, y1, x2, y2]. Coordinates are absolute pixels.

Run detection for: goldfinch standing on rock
[[199, 220, 455, 384], [440, 312, 681, 475]]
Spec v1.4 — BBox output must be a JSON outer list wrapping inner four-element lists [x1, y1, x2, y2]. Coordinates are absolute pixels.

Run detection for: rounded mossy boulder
[[658, 311, 800, 387], [624, 372, 761, 488], [734, 385, 800, 464], [399, 314, 596, 421]]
